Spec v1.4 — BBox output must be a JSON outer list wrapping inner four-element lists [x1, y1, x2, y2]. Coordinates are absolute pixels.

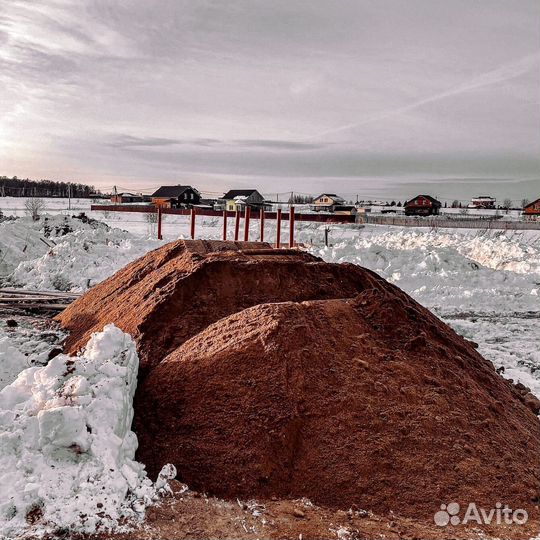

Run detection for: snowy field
[[0, 198, 539, 536]]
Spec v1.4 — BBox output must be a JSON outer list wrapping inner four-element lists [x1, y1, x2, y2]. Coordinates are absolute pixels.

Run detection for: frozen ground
[[0, 201, 538, 536]]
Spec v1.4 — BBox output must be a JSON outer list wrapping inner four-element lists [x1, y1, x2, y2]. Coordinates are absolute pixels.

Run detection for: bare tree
[[502, 198, 512, 213], [24, 198, 45, 221], [521, 198, 530, 209]]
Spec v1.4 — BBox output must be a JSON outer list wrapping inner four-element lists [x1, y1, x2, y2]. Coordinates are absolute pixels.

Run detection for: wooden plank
[[0, 288, 80, 298], [0, 302, 68, 310], [0, 296, 73, 303]]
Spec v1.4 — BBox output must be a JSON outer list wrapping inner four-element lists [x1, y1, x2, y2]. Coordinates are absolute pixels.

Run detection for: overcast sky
[[1, 0, 539, 201]]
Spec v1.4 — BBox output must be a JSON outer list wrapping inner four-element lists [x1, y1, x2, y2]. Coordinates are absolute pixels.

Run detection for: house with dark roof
[[218, 189, 269, 211], [151, 185, 201, 208], [404, 195, 442, 216], [310, 193, 346, 212], [523, 198, 540, 221]]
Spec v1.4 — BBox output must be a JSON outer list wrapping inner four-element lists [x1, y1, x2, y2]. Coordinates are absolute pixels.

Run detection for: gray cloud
[[0, 0, 538, 199], [109, 135, 325, 151]]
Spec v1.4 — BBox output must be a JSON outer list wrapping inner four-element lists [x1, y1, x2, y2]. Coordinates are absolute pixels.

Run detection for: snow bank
[[310, 228, 540, 314], [310, 227, 540, 397], [0, 324, 174, 538], [0, 216, 159, 291]]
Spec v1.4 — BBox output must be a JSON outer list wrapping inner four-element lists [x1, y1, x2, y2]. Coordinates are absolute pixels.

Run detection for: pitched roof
[[314, 193, 345, 202], [222, 189, 259, 199], [524, 198, 540, 209], [405, 194, 441, 206], [151, 185, 196, 198]]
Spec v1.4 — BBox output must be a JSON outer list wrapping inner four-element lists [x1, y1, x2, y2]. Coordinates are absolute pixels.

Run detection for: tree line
[[0, 176, 98, 198]]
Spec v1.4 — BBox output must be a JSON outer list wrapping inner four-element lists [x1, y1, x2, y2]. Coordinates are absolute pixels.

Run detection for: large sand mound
[[57, 240, 382, 377], [134, 290, 539, 521], [57, 240, 539, 528]]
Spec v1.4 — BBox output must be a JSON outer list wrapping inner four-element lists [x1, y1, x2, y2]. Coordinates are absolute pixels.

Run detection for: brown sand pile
[[57, 240, 382, 377], [57, 240, 539, 527], [134, 289, 539, 520]]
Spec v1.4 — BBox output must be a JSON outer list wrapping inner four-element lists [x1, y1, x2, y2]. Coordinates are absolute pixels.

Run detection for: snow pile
[[311, 228, 540, 313], [0, 324, 174, 537], [0, 324, 65, 392], [0, 216, 159, 291], [311, 227, 540, 397], [0, 334, 29, 391]]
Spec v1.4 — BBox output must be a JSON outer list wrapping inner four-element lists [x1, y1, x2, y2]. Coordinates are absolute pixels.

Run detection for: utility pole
[[68, 183, 71, 210]]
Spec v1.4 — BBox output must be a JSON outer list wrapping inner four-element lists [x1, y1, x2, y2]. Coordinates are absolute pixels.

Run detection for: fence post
[[260, 208, 265, 242], [244, 206, 251, 241], [190, 208, 196, 239], [234, 210, 240, 241], [276, 208, 282, 248], [289, 206, 295, 248], [222, 210, 227, 241], [157, 206, 162, 240]]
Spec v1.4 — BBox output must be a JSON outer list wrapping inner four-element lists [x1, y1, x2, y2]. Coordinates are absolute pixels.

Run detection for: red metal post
[[157, 206, 162, 240], [275, 208, 282, 248], [289, 206, 295, 248], [243, 206, 251, 241], [234, 210, 240, 241], [190, 208, 196, 239], [222, 210, 227, 241], [260, 209, 265, 242]]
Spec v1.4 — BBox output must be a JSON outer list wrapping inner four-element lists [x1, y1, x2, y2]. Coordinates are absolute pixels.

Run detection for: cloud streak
[[109, 135, 325, 151], [310, 53, 540, 139]]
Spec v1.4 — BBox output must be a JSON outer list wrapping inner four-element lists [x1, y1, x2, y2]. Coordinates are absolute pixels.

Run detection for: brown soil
[[81, 481, 537, 540], [57, 240, 382, 377], [135, 292, 539, 527], [56, 240, 540, 538]]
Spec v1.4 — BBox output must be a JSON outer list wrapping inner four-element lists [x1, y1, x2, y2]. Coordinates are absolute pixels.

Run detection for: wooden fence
[[90, 205, 357, 223], [363, 215, 540, 230]]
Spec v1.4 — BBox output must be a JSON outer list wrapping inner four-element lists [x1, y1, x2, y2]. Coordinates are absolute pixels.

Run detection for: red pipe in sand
[[234, 210, 240, 241], [275, 208, 282, 248], [157, 206, 162, 240], [289, 206, 295, 248], [190, 208, 196, 239], [244, 207, 251, 241]]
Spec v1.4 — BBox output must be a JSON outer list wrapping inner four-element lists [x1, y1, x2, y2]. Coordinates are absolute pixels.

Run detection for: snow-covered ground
[[0, 215, 160, 291], [0, 203, 538, 536]]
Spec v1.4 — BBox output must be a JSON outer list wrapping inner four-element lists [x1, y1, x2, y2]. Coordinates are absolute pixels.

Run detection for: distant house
[[151, 185, 201, 208], [311, 194, 346, 212], [404, 195, 442, 216], [218, 189, 269, 212], [523, 198, 540, 221], [333, 205, 357, 216], [468, 196, 496, 209], [111, 192, 146, 204]]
